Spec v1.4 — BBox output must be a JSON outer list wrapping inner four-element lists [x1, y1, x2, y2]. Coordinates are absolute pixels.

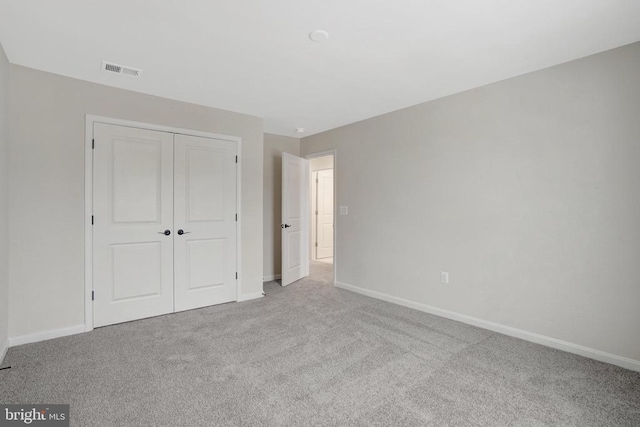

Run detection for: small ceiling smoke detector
[[308, 30, 329, 43], [102, 61, 142, 78], [295, 128, 306, 134]]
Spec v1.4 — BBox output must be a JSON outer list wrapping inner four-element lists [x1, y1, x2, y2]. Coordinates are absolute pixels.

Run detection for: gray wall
[[263, 133, 299, 280], [301, 42, 640, 362], [9, 65, 264, 338], [0, 43, 9, 359]]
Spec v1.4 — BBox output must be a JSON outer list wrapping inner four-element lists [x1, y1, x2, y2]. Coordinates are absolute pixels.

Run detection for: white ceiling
[[1, 1, 639, 137]]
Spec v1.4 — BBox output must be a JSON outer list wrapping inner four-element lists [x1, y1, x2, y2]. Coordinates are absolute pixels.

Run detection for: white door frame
[[305, 150, 337, 286], [311, 170, 318, 260], [84, 115, 242, 332]]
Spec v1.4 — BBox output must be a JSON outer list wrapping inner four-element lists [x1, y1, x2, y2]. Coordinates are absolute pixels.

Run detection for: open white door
[[281, 152, 309, 286]]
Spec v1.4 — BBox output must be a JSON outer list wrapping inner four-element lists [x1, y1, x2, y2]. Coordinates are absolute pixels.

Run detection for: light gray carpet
[[1, 261, 639, 426]]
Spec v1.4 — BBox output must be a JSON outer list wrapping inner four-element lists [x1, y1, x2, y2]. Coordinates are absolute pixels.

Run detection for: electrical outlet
[[339, 206, 348, 215], [440, 271, 449, 284]]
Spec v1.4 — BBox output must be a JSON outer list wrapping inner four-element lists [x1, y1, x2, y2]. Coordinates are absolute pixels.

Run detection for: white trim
[[235, 140, 243, 303], [311, 170, 318, 260], [336, 281, 640, 372], [84, 115, 243, 333], [304, 150, 338, 286], [9, 325, 86, 347], [304, 159, 310, 278], [86, 115, 242, 143], [0, 339, 8, 364], [263, 274, 281, 282], [237, 292, 265, 302], [84, 119, 93, 332]]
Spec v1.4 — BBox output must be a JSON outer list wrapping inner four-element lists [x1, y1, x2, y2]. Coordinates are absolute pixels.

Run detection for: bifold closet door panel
[[93, 123, 175, 327], [173, 134, 237, 312]]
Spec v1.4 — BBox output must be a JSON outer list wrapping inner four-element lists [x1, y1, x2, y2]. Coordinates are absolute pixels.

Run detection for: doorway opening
[[279, 150, 336, 287], [308, 154, 334, 283]]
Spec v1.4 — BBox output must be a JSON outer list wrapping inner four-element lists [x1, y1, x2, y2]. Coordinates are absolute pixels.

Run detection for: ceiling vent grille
[[102, 61, 142, 77]]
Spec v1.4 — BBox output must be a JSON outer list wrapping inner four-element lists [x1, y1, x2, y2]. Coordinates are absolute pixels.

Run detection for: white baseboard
[[238, 292, 265, 302], [336, 281, 640, 372], [0, 338, 8, 365], [263, 274, 281, 282], [9, 324, 86, 347]]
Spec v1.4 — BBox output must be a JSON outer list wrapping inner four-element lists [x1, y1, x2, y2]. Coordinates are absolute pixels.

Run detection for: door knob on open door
[[158, 230, 171, 236], [177, 229, 191, 235], [281, 224, 291, 229]]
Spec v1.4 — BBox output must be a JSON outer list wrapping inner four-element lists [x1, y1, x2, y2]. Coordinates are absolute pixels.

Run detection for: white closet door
[[93, 123, 175, 327], [316, 169, 334, 259], [173, 134, 237, 312]]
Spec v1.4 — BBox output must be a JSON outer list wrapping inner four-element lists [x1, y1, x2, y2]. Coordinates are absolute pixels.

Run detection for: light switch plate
[[441, 272, 449, 284], [339, 206, 348, 215]]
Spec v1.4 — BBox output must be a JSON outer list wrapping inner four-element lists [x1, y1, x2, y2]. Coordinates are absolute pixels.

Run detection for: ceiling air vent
[[102, 61, 142, 77]]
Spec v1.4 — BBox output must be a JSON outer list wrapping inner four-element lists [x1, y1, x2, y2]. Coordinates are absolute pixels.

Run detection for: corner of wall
[[0, 41, 10, 364]]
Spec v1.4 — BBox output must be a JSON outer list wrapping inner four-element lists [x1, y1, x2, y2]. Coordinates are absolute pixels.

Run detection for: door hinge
[[92, 139, 95, 149], [315, 210, 318, 215], [235, 272, 238, 280], [316, 178, 319, 184], [235, 213, 237, 222], [315, 242, 318, 247], [235, 155, 238, 163], [91, 215, 94, 225], [91, 291, 95, 301]]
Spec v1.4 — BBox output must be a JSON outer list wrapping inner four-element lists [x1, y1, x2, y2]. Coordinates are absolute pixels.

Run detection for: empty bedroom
[[1, 1, 639, 426]]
